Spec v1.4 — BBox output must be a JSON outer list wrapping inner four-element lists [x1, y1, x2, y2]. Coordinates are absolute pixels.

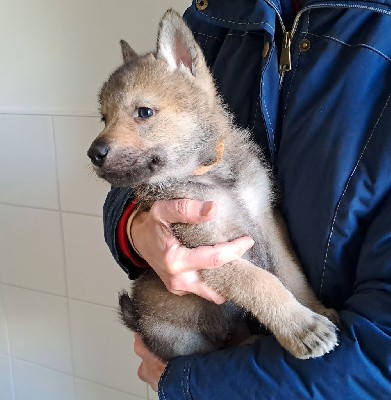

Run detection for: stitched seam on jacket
[[226, 31, 264, 38], [158, 362, 170, 400], [261, 45, 277, 155], [301, 31, 391, 62], [184, 359, 193, 400], [193, 31, 222, 41], [253, 93, 260, 131], [306, 3, 391, 16], [201, 34, 209, 53], [282, 10, 311, 122], [182, 362, 187, 399], [196, 10, 275, 32], [320, 90, 391, 297], [265, 93, 277, 155], [195, 31, 264, 41]]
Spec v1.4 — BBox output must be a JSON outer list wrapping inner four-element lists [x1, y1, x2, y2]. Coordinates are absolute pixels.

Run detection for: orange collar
[[193, 139, 225, 176]]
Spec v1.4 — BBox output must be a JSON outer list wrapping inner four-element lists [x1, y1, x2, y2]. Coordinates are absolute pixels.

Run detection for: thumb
[[151, 199, 216, 224]]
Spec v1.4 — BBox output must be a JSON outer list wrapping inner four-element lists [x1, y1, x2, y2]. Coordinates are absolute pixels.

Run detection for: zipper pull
[[279, 31, 292, 73]]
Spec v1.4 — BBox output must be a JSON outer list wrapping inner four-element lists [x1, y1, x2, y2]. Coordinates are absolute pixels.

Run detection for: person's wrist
[[116, 200, 149, 268], [126, 204, 143, 258]]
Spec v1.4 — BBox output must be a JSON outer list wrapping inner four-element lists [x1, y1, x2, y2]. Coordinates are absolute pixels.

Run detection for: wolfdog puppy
[[88, 9, 338, 361]]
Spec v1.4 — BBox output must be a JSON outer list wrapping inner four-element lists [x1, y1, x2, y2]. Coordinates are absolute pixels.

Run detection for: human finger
[[150, 198, 216, 224], [163, 271, 226, 304], [164, 236, 255, 274], [185, 280, 226, 304], [133, 334, 166, 392]]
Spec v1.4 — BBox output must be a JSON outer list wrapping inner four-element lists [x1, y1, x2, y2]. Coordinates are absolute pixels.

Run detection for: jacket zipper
[[263, 1, 313, 80], [260, 0, 390, 158], [269, 0, 391, 77], [279, 31, 292, 73], [278, 9, 309, 75]]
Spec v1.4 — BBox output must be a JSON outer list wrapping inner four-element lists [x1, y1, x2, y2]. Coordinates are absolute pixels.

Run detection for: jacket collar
[[268, 0, 391, 12], [191, 0, 391, 30]]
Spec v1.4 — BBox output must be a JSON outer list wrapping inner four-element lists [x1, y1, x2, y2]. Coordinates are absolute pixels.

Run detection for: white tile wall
[[0, 205, 66, 295], [148, 387, 160, 400], [0, 355, 14, 400], [0, 115, 59, 209], [54, 116, 110, 216], [0, 112, 150, 399], [62, 213, 130, 308], [0, 1, 190, 398], [0, 0, 191, 115], [12, 359, 76, 400], [75, 378, 145, 400], [2, 286, 73, 373], [0, 289, 10, 354], [69, 299, 146, 397]]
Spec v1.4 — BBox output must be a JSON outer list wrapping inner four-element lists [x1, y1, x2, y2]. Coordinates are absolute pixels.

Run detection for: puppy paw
[[277, 309, 339, 359]]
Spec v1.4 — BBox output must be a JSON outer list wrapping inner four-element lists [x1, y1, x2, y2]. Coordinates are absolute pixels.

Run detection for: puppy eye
[[137, 107, 154, 119], [100, 115, 106, 124]]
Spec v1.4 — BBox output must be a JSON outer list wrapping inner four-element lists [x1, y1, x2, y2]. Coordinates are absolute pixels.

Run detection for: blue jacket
[[103, 0, 391, 398]]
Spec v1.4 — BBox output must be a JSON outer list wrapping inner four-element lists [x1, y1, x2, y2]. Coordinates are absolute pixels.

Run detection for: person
[[103, 0, 391, 398]]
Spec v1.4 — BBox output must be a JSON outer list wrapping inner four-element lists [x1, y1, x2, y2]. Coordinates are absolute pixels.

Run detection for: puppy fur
[[89, 9, 339, 361]]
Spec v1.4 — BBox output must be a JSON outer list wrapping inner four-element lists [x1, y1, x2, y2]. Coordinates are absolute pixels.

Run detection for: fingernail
[[245, 239, 255, 249], [200, 201, 214, 217], [236, 238, 254, 257]]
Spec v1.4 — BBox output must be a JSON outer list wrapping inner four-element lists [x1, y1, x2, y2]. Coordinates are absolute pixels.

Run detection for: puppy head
[[88, 9, 224, 187]]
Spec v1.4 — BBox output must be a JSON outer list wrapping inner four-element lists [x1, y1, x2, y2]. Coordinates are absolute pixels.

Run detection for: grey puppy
[[88, 9, 338, 361]]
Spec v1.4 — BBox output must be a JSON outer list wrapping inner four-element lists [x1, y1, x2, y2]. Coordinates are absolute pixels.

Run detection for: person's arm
[[130, 199, 254, 303], [103, 188, 253, 301], [129, 195, 391, 399], [154, 195, 391, 399], [103, 187, 144, 279]]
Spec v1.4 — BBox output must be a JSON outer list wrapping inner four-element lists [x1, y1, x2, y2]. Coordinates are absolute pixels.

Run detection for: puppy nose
[[88, 141, 109, 167]]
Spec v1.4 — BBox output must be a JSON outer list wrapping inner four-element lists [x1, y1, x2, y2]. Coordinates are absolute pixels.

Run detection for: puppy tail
[[118, 291, 140, 332]]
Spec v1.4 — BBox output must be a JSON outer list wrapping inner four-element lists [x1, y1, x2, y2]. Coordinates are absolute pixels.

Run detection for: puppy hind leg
[[142, 317, 218, 361], [119, 290, 218, 360]]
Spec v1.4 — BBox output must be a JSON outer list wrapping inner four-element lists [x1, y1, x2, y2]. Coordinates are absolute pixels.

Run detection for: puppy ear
[[156, 9, 202, 76], [120, 40, 137, 63]]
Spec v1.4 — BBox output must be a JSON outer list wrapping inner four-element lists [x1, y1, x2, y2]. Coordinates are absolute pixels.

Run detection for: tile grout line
[[3, 353, 146, 399], [8, 359, 17, 400], [1, 112, 142, 399], [0, 282, 120, 310], [51, 115, 78, 398], [51, 115, 63, 215], [0, 201, 103, 218], [0, 110, 100, 118], [0, 284, 16, 400]]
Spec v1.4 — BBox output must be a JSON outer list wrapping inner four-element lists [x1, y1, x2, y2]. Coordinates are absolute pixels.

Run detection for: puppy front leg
[[200, 259, 338, 359]]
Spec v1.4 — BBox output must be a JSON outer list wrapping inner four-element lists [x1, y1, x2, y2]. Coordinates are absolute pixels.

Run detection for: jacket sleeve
[[158, 194, 391, 399], [103, 187, 148, 280]]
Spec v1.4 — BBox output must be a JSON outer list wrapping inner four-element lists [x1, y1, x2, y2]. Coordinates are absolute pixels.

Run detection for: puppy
[[88, 9, 338, 361]]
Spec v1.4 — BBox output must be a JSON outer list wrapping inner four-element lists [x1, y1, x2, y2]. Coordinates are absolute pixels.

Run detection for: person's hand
[[134, 333, 167, 392], [130, 199, 254, 304]]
